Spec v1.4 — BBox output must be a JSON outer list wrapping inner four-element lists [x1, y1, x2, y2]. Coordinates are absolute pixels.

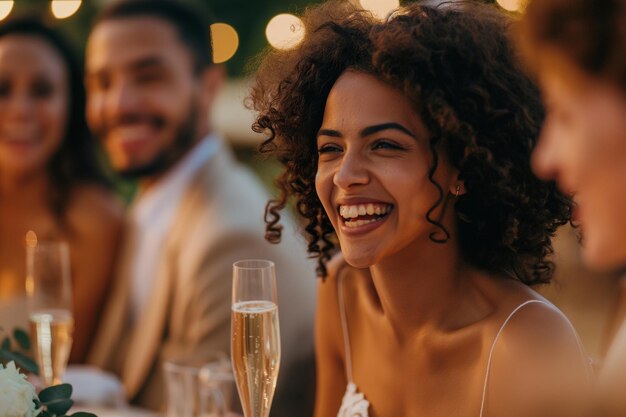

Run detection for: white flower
[[0, 361, 41, 417], [338, 382, 370, 417]]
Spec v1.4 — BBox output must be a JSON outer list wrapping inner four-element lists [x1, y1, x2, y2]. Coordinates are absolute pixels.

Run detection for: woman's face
[[534, 61, 626, 271], [315, 71, 459, 268], [0, 35, 69, 179]]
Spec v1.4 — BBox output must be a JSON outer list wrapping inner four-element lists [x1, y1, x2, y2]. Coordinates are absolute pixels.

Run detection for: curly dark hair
[[518, 0, 626, 92], [250, 1, 572, 284], [0, 17, 110, 224]]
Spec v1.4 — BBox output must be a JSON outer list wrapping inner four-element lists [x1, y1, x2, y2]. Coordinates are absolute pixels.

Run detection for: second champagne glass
[[231, 259, 281, 417], [25, 233, 74, 387]]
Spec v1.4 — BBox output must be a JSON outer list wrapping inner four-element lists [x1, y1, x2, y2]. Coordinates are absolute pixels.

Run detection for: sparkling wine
[[231, 301, 280, 417], [30, 309, 74, 386]]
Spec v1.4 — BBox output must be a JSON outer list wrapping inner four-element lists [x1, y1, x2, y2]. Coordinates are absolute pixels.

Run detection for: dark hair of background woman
[[0, 16, 110, 223], [250, 1, 572, 285], [518, 0, 626, 92]]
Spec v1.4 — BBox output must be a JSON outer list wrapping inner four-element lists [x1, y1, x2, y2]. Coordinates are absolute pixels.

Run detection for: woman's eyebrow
[[360, 122, 416, 138]]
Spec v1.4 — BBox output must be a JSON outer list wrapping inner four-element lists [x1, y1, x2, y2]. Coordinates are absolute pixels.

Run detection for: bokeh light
[[211, 23, 239, 64], [496, 0, 524, 12], [359, 0, 400, 20], [0, 1, 14, 22], [265, 14, 305, 50], [51, 0, 82, 20]]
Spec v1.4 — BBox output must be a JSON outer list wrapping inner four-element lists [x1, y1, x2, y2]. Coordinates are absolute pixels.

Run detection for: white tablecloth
[[74, 406, 157, 417]]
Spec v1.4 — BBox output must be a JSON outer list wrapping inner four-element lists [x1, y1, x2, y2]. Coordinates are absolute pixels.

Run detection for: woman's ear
[[449, 182, 466, 198]]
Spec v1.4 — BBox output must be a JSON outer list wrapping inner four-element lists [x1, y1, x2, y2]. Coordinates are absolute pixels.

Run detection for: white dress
[[335, 276, 590, 417]]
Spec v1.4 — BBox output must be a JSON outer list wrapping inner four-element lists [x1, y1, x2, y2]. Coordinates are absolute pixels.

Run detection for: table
[[73, 406, 158, 417]]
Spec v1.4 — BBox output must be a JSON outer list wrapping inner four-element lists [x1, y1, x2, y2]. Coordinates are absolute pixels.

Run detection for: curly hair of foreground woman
[[249, 1, 572, 284]]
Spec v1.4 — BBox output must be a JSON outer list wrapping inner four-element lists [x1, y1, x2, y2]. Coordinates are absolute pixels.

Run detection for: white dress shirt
[[128, 135, 220, 323]]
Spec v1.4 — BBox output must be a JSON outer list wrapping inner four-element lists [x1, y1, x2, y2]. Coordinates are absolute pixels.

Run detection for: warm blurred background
[[0, 0, 502, 147], [2, 0, 623, 365]]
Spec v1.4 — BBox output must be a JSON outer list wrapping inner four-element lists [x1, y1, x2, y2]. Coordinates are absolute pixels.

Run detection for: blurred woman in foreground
[[519, 0, 626, 415]]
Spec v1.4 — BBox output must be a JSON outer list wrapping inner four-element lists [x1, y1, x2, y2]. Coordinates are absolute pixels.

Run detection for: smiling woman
[[315, 71, 449, 269], [250, 1, 592, 417], [0, 17, 122, 363]]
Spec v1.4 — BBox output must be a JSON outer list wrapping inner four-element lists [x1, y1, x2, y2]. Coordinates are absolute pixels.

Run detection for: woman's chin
[[581, 237, 626, 273], [342, 253, 375, 270]]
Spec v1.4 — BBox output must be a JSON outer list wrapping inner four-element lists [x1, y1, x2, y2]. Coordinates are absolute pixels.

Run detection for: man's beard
[[113, 103, 199, 180]]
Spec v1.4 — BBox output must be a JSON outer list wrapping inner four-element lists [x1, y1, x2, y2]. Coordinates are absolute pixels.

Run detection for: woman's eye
[[317, 144, 342, 154], [31, 81, 53, 98], [372, 140, 403, 150]]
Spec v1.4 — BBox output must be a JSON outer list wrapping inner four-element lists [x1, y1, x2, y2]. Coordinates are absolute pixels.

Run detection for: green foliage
[[39, 384, 73, 403], [0, 329, 96, 416], [14, 328, 31, 350], [0, 327, 39, 375], [35, 384, 97, 417]]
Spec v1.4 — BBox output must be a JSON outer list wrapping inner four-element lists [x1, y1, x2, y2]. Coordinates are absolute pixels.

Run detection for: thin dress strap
[[478, 299, 591, 417], [338, 272, 354, 383]]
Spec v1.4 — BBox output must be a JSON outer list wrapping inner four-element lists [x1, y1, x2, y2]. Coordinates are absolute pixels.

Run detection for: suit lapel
[[87, 221, 135, 370], [120, 154, 219, 399], [120, 244, 173, 398]]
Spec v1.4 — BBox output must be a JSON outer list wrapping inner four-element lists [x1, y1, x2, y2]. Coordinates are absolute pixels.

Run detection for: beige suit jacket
[[88, 140, 316, 409]]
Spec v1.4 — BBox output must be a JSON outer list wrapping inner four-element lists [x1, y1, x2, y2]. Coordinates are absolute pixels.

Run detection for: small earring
[[455, 185, 461, 198]]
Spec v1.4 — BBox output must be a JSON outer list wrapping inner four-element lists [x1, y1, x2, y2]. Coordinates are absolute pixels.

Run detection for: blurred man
[[85, 0, 315, 410], [519, 0, 626, 415]]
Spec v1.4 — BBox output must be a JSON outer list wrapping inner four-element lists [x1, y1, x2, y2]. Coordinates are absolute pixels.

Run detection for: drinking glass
[[231, 260, 281, 417], [164, 352, 235, 417], [25, 236, 73, 387]]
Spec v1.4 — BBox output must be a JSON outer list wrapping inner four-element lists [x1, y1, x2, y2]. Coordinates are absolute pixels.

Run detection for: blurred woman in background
[[0, 17, 122, 362], [519, 0, 626, 414], [251, 2, 591, 416]]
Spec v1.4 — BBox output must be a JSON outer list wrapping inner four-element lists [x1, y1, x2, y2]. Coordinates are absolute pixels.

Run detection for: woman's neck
[[0, 170, 50, 205], [369, 234, 491, 337]]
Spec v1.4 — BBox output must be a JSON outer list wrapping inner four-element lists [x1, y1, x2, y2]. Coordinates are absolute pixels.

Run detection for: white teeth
[[344, 218, 381, 228], [338, 203, 392, 220]]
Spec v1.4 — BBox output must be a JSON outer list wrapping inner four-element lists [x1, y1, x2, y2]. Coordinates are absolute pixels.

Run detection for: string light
[[265, 14, 305, 50], [496, 0, 524, 12], [359, 0, 400, 20], [0, 0, 14, 22], [211, 23, 239, 64], [51, 0, 82, 20]]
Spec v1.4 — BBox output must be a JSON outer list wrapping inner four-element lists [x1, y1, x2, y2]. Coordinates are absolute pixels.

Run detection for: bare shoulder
[[475, 273, 577, 345], [478, 274, 589, 376], [315, 253, 351, 417], [316, 253, 374, 360], [492, 284, 582, 354], [486, 288, 592, 417], [317, 253, 359, 351], [66, 184, 124, 234], [317, 253, 347, 319]]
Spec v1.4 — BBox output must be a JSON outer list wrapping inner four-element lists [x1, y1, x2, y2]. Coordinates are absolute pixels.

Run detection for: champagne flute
[[231, 260, 281, 417], [25, 232, 74, 387]]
